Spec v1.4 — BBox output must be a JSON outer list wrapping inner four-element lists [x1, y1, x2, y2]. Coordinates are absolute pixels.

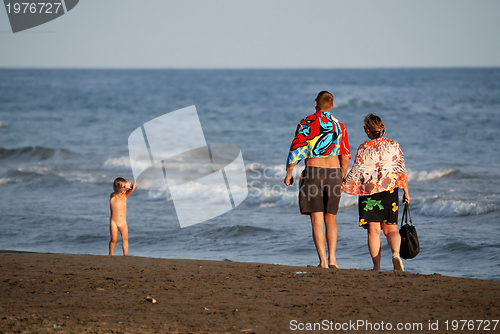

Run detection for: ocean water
[[0, 68, 499, 281]]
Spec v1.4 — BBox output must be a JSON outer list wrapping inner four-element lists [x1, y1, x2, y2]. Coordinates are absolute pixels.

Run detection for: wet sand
[[1, 252, 499, 333]]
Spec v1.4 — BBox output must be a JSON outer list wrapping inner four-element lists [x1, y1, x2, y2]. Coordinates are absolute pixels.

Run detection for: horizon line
[[1, 66, 499, 71]]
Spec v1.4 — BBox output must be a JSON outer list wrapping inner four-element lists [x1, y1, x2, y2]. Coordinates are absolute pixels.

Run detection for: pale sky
[[1, 0, 499, 68]]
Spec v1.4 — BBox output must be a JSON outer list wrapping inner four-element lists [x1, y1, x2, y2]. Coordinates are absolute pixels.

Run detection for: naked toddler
[[109, 177, 138, 256]]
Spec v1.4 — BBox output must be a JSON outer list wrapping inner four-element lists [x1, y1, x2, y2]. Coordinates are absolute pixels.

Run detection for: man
[[284, 91, 350, 268]]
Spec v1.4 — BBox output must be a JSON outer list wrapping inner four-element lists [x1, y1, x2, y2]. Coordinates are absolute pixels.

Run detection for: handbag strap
[[400, 203, 413, 227], [406, 203, 413, 225]]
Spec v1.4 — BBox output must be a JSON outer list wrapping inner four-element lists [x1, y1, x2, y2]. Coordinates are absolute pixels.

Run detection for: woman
[[343, 113, 411, 272]]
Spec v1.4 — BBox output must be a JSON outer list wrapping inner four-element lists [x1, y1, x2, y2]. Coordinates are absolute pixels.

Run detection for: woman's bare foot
[[392, 256, 404, 272]]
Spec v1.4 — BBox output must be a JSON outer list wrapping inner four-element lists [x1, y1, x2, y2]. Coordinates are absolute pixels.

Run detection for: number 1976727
[[6, 2, 62, 14]]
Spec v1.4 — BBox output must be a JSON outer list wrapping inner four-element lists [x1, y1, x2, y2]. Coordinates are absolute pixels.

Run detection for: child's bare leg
[[109, 221, 118, 256], [367, 222, 382, 271], [310, 212, 328, 268], [119, 224, 129, 256], [324, 213, 338, 268]]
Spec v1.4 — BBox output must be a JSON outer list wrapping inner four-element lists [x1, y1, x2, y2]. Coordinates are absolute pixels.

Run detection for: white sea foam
[[114, 162, 460, 209], [106, 155, 243, 177], [407, 168, 457, 182], [419, 200, 498, 217], [147, 190, 170, 201], [339, 194, 358, 208], [103, 157, 132, 170], [0, 178, 15, 185], [145, 182, 249, 204], [15, 165, 110, 184], [246, 184, 358, 209], [335, 97, 385, 109], [247, 165, 458, 183]]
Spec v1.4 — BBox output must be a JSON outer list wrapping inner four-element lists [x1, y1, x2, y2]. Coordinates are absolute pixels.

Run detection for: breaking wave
[[0, 146, 74, 162], [419, 200, 498, 217], [407, 168, 457, 182]]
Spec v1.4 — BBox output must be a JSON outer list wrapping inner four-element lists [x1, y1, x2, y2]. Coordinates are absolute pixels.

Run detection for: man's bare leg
[[325, 213, 338, 268], [109, 222, 118, 256], [310, 212, 328, 268], [367, 222, 382, 271], [119, 224, 129, 256]]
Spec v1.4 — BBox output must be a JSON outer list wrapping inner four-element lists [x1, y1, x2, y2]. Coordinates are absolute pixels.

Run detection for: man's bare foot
[[329, 256, 338, 268]]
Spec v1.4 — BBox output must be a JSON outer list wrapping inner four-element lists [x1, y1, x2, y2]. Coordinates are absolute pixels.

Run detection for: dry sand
[[1, 251, 499, 333]]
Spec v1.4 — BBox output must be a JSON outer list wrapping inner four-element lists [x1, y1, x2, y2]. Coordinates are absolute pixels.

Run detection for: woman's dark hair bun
[[364, 113, 385, 138]]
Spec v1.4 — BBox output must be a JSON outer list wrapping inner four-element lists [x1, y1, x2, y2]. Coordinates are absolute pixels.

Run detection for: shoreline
[[1, 251, 499, 333]]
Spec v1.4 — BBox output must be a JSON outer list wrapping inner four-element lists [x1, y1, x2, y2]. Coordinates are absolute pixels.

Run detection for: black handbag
[[399, 203, 420, 259]]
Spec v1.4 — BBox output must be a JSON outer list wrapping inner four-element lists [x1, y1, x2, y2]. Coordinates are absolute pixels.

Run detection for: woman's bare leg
[[382, 223, 401, 257], [382, 222, 404, 271], [367, 222, 382, 271]]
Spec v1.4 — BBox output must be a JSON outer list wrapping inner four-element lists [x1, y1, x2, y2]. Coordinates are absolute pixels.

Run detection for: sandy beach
[[1, 251, 499, 333]]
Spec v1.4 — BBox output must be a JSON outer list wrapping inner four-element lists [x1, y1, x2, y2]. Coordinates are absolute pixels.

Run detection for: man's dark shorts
[[299, 167, 342, 215]]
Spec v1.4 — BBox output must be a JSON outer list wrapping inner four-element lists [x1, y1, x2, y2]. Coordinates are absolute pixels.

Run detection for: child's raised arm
[[124, 180, 139, 197]]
